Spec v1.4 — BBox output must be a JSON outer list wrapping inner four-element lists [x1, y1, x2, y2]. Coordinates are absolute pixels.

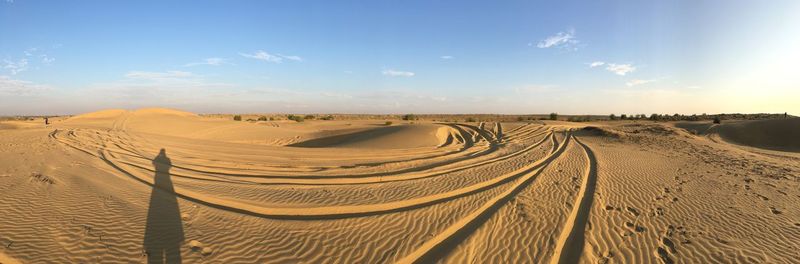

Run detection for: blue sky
[[2, 0, 798, 115]]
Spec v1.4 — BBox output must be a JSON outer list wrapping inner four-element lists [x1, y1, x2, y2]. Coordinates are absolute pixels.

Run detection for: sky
[[1, 0, 799, 115]]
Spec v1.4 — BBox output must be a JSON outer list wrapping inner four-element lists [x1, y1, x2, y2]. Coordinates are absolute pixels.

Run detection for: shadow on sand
[[143, 149, 184, 263]]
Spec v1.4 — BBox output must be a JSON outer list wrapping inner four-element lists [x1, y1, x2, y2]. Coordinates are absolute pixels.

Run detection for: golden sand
[[1, 108, 798, 263]]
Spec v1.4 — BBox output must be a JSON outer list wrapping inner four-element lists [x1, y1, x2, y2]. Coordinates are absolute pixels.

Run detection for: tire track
[[395, 133, 572, 264], [51, 127, 565, 219], [549, 135, 598, 264]]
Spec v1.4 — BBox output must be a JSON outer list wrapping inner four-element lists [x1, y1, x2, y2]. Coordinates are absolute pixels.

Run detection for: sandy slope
[[0, 109, 798, 263]]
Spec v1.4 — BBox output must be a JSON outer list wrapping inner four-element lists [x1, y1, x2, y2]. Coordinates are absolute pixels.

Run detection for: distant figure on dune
[[44, 117, 49, 125], [144, 149, 184, 263]]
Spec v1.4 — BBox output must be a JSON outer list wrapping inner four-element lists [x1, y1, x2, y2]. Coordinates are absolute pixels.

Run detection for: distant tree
[[287, 114, 305, 122], [233, 115, 242, 121], [320, 115, 334, 120], [257, 116, 268, 121], [620, 114, 627, 120], [713, 116, 721, 124], [304, 115, 316, 120], [649, 114, 659, 121], [549, 113, 558, 120], [609, 114, 617, 120], [402, 114, 418, 121], [517, 116, 525, 122]]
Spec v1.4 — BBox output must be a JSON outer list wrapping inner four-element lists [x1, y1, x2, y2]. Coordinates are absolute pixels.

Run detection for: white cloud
[[626, 79, 657, 87], [239, 50, 302, 63], [3, 58, 29, 75], [184, 57, 228, 67], [589, 61, 605, 68], [0, 75, 50, 96], [382, 69, 415, 77], [278, 54, 303, 62], [440, 55, 454, 60], [537, 29, 579, 49], [605, 63, 636, 76], [40, 55, 55, 65], [240, 50, 282, 63]]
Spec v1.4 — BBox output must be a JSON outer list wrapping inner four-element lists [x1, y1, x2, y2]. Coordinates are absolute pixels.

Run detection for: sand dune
[[290, 124, 452, 149], [0, 109, 798, 263], [676, 118, 800, 152]]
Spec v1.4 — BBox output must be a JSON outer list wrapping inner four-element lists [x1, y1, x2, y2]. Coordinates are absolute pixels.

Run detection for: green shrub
[[233, 115, 242, 121], [287, 115, 305, 122], [549, 113, 558, 120], [257, 116, 268, 121], [609, 114, 617, 120], [385, 121, 393, 126], [466, 117, 477, 122], [304, 115, 316, 120], [320, 115, 334, 120], [713, 116, 721, 124]]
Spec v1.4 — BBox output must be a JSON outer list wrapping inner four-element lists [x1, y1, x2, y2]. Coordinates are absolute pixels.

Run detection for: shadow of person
[[144, 149, 184, 263]]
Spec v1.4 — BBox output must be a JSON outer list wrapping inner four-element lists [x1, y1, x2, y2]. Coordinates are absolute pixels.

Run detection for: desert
[[1, 108, 798, 263], [3, 1, 800, 263]]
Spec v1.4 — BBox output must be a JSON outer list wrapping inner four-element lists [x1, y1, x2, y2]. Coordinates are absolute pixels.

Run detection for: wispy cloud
[[278, 54, 302, 62], [605, 63, 636, 76], [440, 55, 454, 60], [40, 55, 55, 65], [536, 29, 579, 49], [4, 48, 56, 74], [589, 61, 636, 76], [382, 69, 415, 77], [239, 50, 302, 63], [184, 57, 228, 67], [0, 75, 51, 96], [626, 78, 657, 87], [588, 61, 605, 68], [3, 58, 29, 75]]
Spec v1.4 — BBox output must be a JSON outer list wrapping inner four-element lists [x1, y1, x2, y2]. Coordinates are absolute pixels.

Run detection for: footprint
[[626, 206, 640, 217], [654, 247, 674, 264], [769, 207, 782, 214], [624, 222, 646, 232], [661, 237, 677, 254]]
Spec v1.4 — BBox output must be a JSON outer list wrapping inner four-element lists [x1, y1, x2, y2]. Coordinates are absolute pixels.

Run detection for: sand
[[0, 108, 798, 263]]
